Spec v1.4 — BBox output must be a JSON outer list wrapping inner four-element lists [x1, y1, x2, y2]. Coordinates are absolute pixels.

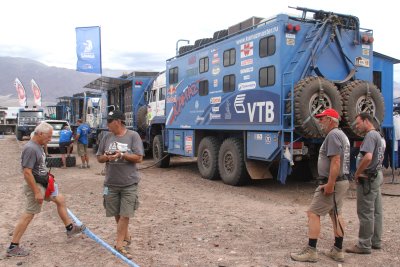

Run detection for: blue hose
[[67, 209, 140, 267]]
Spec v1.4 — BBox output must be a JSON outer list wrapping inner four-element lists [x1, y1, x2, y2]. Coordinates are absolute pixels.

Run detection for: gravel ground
[[0, 134, 399, 267]]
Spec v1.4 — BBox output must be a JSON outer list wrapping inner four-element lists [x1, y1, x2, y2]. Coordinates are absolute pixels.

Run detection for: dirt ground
[[0, 134, 400, 267]]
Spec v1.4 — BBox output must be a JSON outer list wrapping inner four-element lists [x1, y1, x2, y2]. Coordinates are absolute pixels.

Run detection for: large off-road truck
[[147, 7, 397, 185]]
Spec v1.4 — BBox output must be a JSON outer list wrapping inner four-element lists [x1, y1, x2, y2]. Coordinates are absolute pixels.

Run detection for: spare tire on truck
[[340, 80, 385, 138], [136, 106, 148, 133], [290, 76, 342, 138]]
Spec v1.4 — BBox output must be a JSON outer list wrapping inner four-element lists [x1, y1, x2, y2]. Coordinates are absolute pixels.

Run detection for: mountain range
[[0, 57, 127, 107]]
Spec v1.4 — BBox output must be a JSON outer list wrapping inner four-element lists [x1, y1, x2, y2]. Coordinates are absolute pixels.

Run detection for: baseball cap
[[107, 110, 126, 121], [315, 108, 340, 119]]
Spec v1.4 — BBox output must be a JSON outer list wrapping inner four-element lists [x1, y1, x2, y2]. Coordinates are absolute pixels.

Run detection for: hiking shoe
[[345, 244, 371, 254], [324, 246, 344, 262], [67, 224, 85, 237], [290, 246, 318, 262], [6, 246, 30, 257]]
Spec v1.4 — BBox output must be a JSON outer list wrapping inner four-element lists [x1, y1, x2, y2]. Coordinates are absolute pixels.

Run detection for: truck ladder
[[280, 20, 329, 179]]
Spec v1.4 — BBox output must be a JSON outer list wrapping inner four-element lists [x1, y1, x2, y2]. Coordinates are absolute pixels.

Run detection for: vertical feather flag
[[31, 79, 42, 107], [76, 26, 102, 74], [14, 78, 27, 107]]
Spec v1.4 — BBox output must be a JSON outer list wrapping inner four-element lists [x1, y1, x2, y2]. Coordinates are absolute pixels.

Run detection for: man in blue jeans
[[75, 119, 91, 168]]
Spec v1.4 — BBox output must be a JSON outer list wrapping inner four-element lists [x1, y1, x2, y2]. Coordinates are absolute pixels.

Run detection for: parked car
[[44, 120, 72, 151]]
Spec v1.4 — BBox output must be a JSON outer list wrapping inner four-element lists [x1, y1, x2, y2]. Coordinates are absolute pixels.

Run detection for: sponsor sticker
[[238, 81, 256, 91], [210, 96, 221, 104]]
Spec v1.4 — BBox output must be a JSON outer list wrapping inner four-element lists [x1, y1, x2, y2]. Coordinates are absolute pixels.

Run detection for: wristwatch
[[120, 152, 125, 159]]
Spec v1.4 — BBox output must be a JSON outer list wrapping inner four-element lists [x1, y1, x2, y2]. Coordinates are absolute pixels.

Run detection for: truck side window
[[223, 74, 235, 92], [169, 67, 179, 84], [199, 80, 209, 96], [223, 48, 236, 67], [150, 90, 157, 102], [259, 66, 275, 87], [259, 35, 276, 58], [199, 57, 209, 73], [159, 87, 166, 101]]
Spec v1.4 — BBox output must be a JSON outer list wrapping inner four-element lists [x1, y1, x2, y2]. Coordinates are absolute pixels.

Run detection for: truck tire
[[66, 156, 76, 167], [218, 138, 249, 186], [46, 157, 63, 168], [197, 136, 221, 180], [153, 135, 170, 168], [341, 80, 385, 138], [136, 106, 148, 133], [17, 131, 23, 141], [292, 76, 342, 138]]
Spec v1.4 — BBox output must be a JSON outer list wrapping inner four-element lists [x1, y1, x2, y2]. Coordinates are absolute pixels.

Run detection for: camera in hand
[[105, 151, 117, 155]]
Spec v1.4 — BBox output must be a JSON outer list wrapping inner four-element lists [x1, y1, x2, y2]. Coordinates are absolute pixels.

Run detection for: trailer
[[147, 7, 397, 185]]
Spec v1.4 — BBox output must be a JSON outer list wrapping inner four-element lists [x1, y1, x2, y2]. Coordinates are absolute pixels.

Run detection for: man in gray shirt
[[291, 108, 350, 263], [6, 122, 83, 257], [96, 110, 144, 259], [346, 113, 385, 254]]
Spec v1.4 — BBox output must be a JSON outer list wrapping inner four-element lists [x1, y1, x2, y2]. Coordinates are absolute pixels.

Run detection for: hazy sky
[[0, 0, 399, 80]]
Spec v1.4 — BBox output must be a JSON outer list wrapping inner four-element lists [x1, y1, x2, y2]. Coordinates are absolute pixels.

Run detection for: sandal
[[114, 246, 133, 260], [123, 236, 132, 247]]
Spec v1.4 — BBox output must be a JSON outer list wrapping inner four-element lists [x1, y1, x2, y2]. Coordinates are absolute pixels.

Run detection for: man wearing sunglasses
[[96, 110, 144, 259]]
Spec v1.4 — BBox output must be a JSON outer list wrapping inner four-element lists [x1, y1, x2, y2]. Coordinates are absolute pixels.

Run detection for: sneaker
[[79, 165, 86, 169], [345, 244, 371, 254], [290, 246, 318, 262], [324, 246, 344, 262], [67, 224, 85, 237], [6, 246, 30, 257], [86, 164, 90, 169]]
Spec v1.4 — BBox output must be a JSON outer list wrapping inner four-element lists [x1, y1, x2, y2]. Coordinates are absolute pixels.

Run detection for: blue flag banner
[[76, 26, 102, 74]]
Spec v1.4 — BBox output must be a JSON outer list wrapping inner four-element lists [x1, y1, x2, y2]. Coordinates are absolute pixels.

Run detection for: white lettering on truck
[[248, 101, 274, 122]]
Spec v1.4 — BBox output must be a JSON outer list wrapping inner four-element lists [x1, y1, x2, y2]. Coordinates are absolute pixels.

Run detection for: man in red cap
[[291, 108, 350, 263]]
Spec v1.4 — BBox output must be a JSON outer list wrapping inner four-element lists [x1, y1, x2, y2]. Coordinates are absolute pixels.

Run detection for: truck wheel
[[197, 136, 221, 180], [137, 106, 148, 133], [153, 135, 170, 168], [16, 131, 23, 141], [292, 76, 342, 138], [218, 138, 249, 186], [341, 80, 385, 138], [66, 156, 76, 167], [46, 157, 62, 168]]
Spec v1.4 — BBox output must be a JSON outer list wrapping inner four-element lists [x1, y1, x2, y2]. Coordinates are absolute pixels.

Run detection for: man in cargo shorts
[[291, 108, 350, 262], [75, 119, 90, 168], [96, 110, 144, 259], [6, 122, 83, 257]]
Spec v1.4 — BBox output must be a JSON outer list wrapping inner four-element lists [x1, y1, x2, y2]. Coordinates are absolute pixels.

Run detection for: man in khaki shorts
[[96, 110, 144, 259], [291, 108, 350, 263], [75, 119, 90, 168], [6, 122, 84, 257]]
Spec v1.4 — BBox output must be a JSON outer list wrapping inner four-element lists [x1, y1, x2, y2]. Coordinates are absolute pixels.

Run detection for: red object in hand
[[45, 173, 55, 198]]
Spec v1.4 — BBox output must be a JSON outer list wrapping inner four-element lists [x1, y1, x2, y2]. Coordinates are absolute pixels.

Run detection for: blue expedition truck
[[85, 71, 164, 151], [147, 7, 398, 185]]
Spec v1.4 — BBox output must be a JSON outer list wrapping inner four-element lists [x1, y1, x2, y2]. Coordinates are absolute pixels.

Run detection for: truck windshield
[[20, 112, 44, 118]]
